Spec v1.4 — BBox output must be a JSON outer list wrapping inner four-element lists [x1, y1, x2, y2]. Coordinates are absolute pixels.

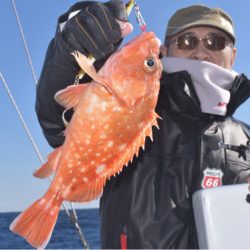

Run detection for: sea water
[[0, 209, 100, 249]]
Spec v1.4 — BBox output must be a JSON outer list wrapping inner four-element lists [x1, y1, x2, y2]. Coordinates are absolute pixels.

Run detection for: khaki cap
[[165, 5, 235, 43]]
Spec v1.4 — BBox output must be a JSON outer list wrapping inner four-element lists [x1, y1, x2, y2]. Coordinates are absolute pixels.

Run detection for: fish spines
[[108, 112, 158, 179]]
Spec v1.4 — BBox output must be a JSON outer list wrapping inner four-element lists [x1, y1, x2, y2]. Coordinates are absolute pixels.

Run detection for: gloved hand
[[62, 0, 131, 60]]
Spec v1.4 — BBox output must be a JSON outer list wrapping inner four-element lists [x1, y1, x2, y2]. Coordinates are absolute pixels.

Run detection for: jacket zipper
[[191, 120, 213, 247]]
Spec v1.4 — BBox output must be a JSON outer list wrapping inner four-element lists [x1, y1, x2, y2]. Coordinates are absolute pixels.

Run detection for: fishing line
[[11, 0, 38, 85], [133, 0, 146, 32], [10, 1, 89, 248]]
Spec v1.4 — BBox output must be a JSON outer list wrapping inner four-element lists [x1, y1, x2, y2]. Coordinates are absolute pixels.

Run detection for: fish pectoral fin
[[54, 84, 89, 109], [33, 146, 62, 178], [71, 50, 114, 95]]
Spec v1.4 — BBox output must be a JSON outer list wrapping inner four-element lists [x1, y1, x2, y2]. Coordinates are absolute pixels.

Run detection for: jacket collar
[[159, 71, 250, 119]]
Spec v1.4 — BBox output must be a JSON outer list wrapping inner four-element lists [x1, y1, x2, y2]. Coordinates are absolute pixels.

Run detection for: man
[[36, 2, 250, 248]]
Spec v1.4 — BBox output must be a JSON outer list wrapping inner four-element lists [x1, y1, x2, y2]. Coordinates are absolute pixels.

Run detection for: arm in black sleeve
[[35, 1, 126, 148], [35, 34, 78, 148]]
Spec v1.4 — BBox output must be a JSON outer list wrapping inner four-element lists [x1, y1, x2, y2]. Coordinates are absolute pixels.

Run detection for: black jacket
[[99, 71, 250, 249], [36, 9, 250, 249]]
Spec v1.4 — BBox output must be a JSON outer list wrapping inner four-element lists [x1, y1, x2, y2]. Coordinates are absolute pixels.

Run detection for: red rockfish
[[10, 31, 162, 249]]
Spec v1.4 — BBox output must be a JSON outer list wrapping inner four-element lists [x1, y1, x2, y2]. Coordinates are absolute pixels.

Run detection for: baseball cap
[[164, 5, 235, 43]]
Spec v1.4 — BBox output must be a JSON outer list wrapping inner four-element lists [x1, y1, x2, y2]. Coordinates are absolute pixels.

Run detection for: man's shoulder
[[227, 116, 250, 134]]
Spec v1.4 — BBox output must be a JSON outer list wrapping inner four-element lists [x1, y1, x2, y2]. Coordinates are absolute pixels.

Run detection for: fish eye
[[144, 57, 157, 72]]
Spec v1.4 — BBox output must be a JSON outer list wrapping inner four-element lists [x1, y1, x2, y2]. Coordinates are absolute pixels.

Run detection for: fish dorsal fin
[[54, 84, 89, 109], [71, 51, 113, 94]]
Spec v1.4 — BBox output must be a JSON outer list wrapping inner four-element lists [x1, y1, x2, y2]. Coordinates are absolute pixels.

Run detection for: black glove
[[62, 0, 128, 60]]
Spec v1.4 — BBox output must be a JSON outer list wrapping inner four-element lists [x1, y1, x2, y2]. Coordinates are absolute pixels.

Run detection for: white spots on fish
[[79, 147, 84, 151], [45, 202, 52, 210], [91, 160, 95, 165], [76, 161, 82, 166], [96, 164, 106, 174], [87, 148, 93, 153], [91, 124, 96, 130], [101, 157, 107, 162], [75, 140, 81, 145], [63, 187, 71, 197], [110, 95, 116, 102], [80, 167, 86, 173], [75, 153, 80, 159], [39, 198, 46, 205], [107, 141, 114, 147], [103, 124, 109, 130], [85, 139, 90, 145], [72, 178, 77, 183], [101, 101, 108, 111], [118, 144, 126, 151], [112, 106, 122, 112], [86, 105, 94, 113], [49, 209, 55, 217], [86, 95, 98, 113], [95, 152, 101, 157], [83, 177, 89, 183], [68, 163, 73, 168], [69, 170, 73, 174], [106, 154, 112, 159], [100, 133, 107, 139], [51, 194, 57, 200]]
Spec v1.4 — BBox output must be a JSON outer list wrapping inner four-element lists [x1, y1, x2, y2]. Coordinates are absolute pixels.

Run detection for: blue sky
[[0, 0, 250, 213]]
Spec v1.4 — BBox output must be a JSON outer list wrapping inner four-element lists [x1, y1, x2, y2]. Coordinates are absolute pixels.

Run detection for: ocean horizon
[[0, 209, 100, 249]]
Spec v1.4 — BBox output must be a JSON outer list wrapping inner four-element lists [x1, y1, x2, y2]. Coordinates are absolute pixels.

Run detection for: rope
[[10, 1, 89, 248], [0, 72, 43, 162], [0, 71, 89, 249], [11, 0, 38, 85]]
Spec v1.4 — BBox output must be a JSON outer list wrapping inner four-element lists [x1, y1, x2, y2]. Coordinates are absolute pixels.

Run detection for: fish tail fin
[[10, 195, 62, 249], [33, 146, 62, 178]]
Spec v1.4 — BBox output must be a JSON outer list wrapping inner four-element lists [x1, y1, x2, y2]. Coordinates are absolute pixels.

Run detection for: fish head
[[101, 32, 162, 107]]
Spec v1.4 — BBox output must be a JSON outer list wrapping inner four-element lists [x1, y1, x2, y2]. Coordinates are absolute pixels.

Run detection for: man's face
[[161, 26, 237, 69]]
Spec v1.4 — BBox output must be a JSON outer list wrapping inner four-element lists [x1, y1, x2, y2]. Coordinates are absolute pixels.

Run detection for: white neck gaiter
[[161, 57, 239, 116]]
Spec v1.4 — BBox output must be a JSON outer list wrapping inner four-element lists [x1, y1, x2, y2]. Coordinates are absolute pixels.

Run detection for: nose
[[190, 40, 210, 61]]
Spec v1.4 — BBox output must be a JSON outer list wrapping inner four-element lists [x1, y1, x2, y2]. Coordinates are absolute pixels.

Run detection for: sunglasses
[[169, 32, 233, 51]]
